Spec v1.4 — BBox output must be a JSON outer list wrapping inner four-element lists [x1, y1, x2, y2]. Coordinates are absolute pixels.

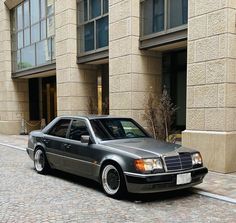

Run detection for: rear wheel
[[101, 164, 126, 199], [34, 148, 50, 174]]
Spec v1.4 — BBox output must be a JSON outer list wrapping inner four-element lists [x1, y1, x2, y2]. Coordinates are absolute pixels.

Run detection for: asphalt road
[[0, 145, 235, 223]]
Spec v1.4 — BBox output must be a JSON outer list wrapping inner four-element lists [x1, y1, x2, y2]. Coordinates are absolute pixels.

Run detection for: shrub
[[143, 86, 177, 142]]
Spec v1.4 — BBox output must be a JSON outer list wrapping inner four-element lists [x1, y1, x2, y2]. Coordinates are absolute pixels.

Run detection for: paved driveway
[[0, 145, 235, 223]]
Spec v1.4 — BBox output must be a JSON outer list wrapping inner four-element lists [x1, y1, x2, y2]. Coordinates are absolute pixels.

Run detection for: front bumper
[[124, 167, 208, 193], [26, 147, 34, 160]]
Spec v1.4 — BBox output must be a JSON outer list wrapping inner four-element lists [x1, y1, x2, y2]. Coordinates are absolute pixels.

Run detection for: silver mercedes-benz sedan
[[27, 116, 208, 198]]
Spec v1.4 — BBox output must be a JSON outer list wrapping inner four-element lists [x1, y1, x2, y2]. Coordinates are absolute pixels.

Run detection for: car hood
[[101, 137, 196, 158]]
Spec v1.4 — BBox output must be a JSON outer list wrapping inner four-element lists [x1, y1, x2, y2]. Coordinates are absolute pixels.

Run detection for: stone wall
[[0, 0, 29, 134], [109, 0, 162, 126], [183, 0, 236, 173], [55, 0, 98, 116]]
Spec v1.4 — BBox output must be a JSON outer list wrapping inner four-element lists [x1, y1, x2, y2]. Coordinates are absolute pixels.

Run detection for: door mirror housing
[[81, 135, 91, 144]]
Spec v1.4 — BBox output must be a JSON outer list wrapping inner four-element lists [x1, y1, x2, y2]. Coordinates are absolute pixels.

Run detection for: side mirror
[[81, 135, 90, 144]]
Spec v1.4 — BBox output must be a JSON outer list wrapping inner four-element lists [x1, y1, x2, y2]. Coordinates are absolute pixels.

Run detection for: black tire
[[34, 148, 50, 174], [101, 163, 127, 199]]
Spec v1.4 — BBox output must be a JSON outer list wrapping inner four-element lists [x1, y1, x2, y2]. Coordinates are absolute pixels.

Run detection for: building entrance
[[29, 76, 57, 124], [97, 64, 109, 115], [162, 50, 187, 131]]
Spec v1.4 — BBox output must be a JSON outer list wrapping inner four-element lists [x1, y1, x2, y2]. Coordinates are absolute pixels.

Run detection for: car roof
[[58, 115, 132, 120]]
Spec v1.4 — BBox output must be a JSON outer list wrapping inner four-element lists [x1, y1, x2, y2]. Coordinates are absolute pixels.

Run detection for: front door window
[[69, 120, 90, 141], [48, 119, 71, 138]]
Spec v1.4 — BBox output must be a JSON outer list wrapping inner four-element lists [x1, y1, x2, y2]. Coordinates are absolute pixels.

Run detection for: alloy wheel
[[102, 164, 121, 195], [34, 149, 45, 172]]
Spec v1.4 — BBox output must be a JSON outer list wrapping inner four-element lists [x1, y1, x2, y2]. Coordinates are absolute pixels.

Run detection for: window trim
[[12, 62, 56, 78], [5, 0, 24, 10], [140, 0, 188, 49], [11, 0, 55, 73], [77, 48, 108, 64], [139, 27, 187, 49], [140, 23, 187, 42], [140, 0, 188, 40], [77, 0, 109, 63]]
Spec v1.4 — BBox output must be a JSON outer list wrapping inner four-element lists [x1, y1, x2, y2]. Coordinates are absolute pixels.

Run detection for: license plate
[[176, 173, 191, 185]]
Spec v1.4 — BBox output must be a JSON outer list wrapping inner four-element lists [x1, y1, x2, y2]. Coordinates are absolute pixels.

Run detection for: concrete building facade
[[0, 0, 235, 173]]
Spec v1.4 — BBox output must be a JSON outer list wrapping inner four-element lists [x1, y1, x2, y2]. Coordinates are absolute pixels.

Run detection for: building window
[[11, 0, 55, 72], [78, 0, 108, 55], [141, 0, 188, 37], [153, 0, 164, 33], [90, 0, 101, 19]]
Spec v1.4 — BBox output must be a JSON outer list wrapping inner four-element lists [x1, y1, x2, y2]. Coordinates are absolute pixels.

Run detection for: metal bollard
[[19, 119, 27, 135], [41, 118, 46, 130]]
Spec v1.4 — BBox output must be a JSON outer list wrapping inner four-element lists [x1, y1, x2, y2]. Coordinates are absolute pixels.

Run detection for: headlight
[[192, 153, 203, 166], [134, 158, 163, 173]]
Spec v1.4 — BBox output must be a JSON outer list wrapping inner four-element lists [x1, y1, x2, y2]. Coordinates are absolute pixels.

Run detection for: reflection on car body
[[27, 116, 208, 198]]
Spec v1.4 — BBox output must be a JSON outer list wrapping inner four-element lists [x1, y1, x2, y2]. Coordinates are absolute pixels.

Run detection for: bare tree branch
[[143, 87, 177, 142]]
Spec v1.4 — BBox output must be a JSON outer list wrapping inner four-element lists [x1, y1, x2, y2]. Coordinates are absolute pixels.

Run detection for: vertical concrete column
[[0, 0, 29, 134], [109, 0, 162, 125], [55, 0, 98, 116], [182, 0, 236, 172]]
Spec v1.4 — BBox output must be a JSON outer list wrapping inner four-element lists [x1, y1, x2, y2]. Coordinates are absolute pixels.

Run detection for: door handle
[[43, 139, 49, 144], [64, 144, 71, 149]]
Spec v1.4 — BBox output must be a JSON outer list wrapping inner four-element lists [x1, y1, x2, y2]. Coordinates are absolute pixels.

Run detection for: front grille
[[164, 156, 181, 171], [180, 153, 193, 169], [164, 153, 192, 172]]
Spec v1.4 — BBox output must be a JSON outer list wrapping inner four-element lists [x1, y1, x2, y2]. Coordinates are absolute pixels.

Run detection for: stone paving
[[0, 134, 28, 148], [0, 135, 236, 223], [0, 134, 236, 200], [0, 133, 236, 201], [0, 143, 236, 222]]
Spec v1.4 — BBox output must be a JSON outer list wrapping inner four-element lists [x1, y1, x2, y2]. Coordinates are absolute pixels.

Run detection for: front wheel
[[101, 164, 126, 199], [34, 148, 50, 174]]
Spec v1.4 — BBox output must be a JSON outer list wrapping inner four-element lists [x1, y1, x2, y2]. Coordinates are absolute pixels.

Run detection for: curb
[[0, 142, 26, 151], [192, 188, 236, 205]]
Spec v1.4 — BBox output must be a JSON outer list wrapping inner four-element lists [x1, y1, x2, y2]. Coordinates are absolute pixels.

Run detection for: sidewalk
[[0, 134, 235, 202], [0, 134, 28, 148], [195, 171, 236, 201]]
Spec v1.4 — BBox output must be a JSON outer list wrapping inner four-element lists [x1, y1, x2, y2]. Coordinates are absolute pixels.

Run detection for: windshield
[[90, 118, 149, 141]]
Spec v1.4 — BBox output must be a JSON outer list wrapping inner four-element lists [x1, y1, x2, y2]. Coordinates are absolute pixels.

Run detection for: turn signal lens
[[134, 160, 145, 172], [134, 158, 163, 173]]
